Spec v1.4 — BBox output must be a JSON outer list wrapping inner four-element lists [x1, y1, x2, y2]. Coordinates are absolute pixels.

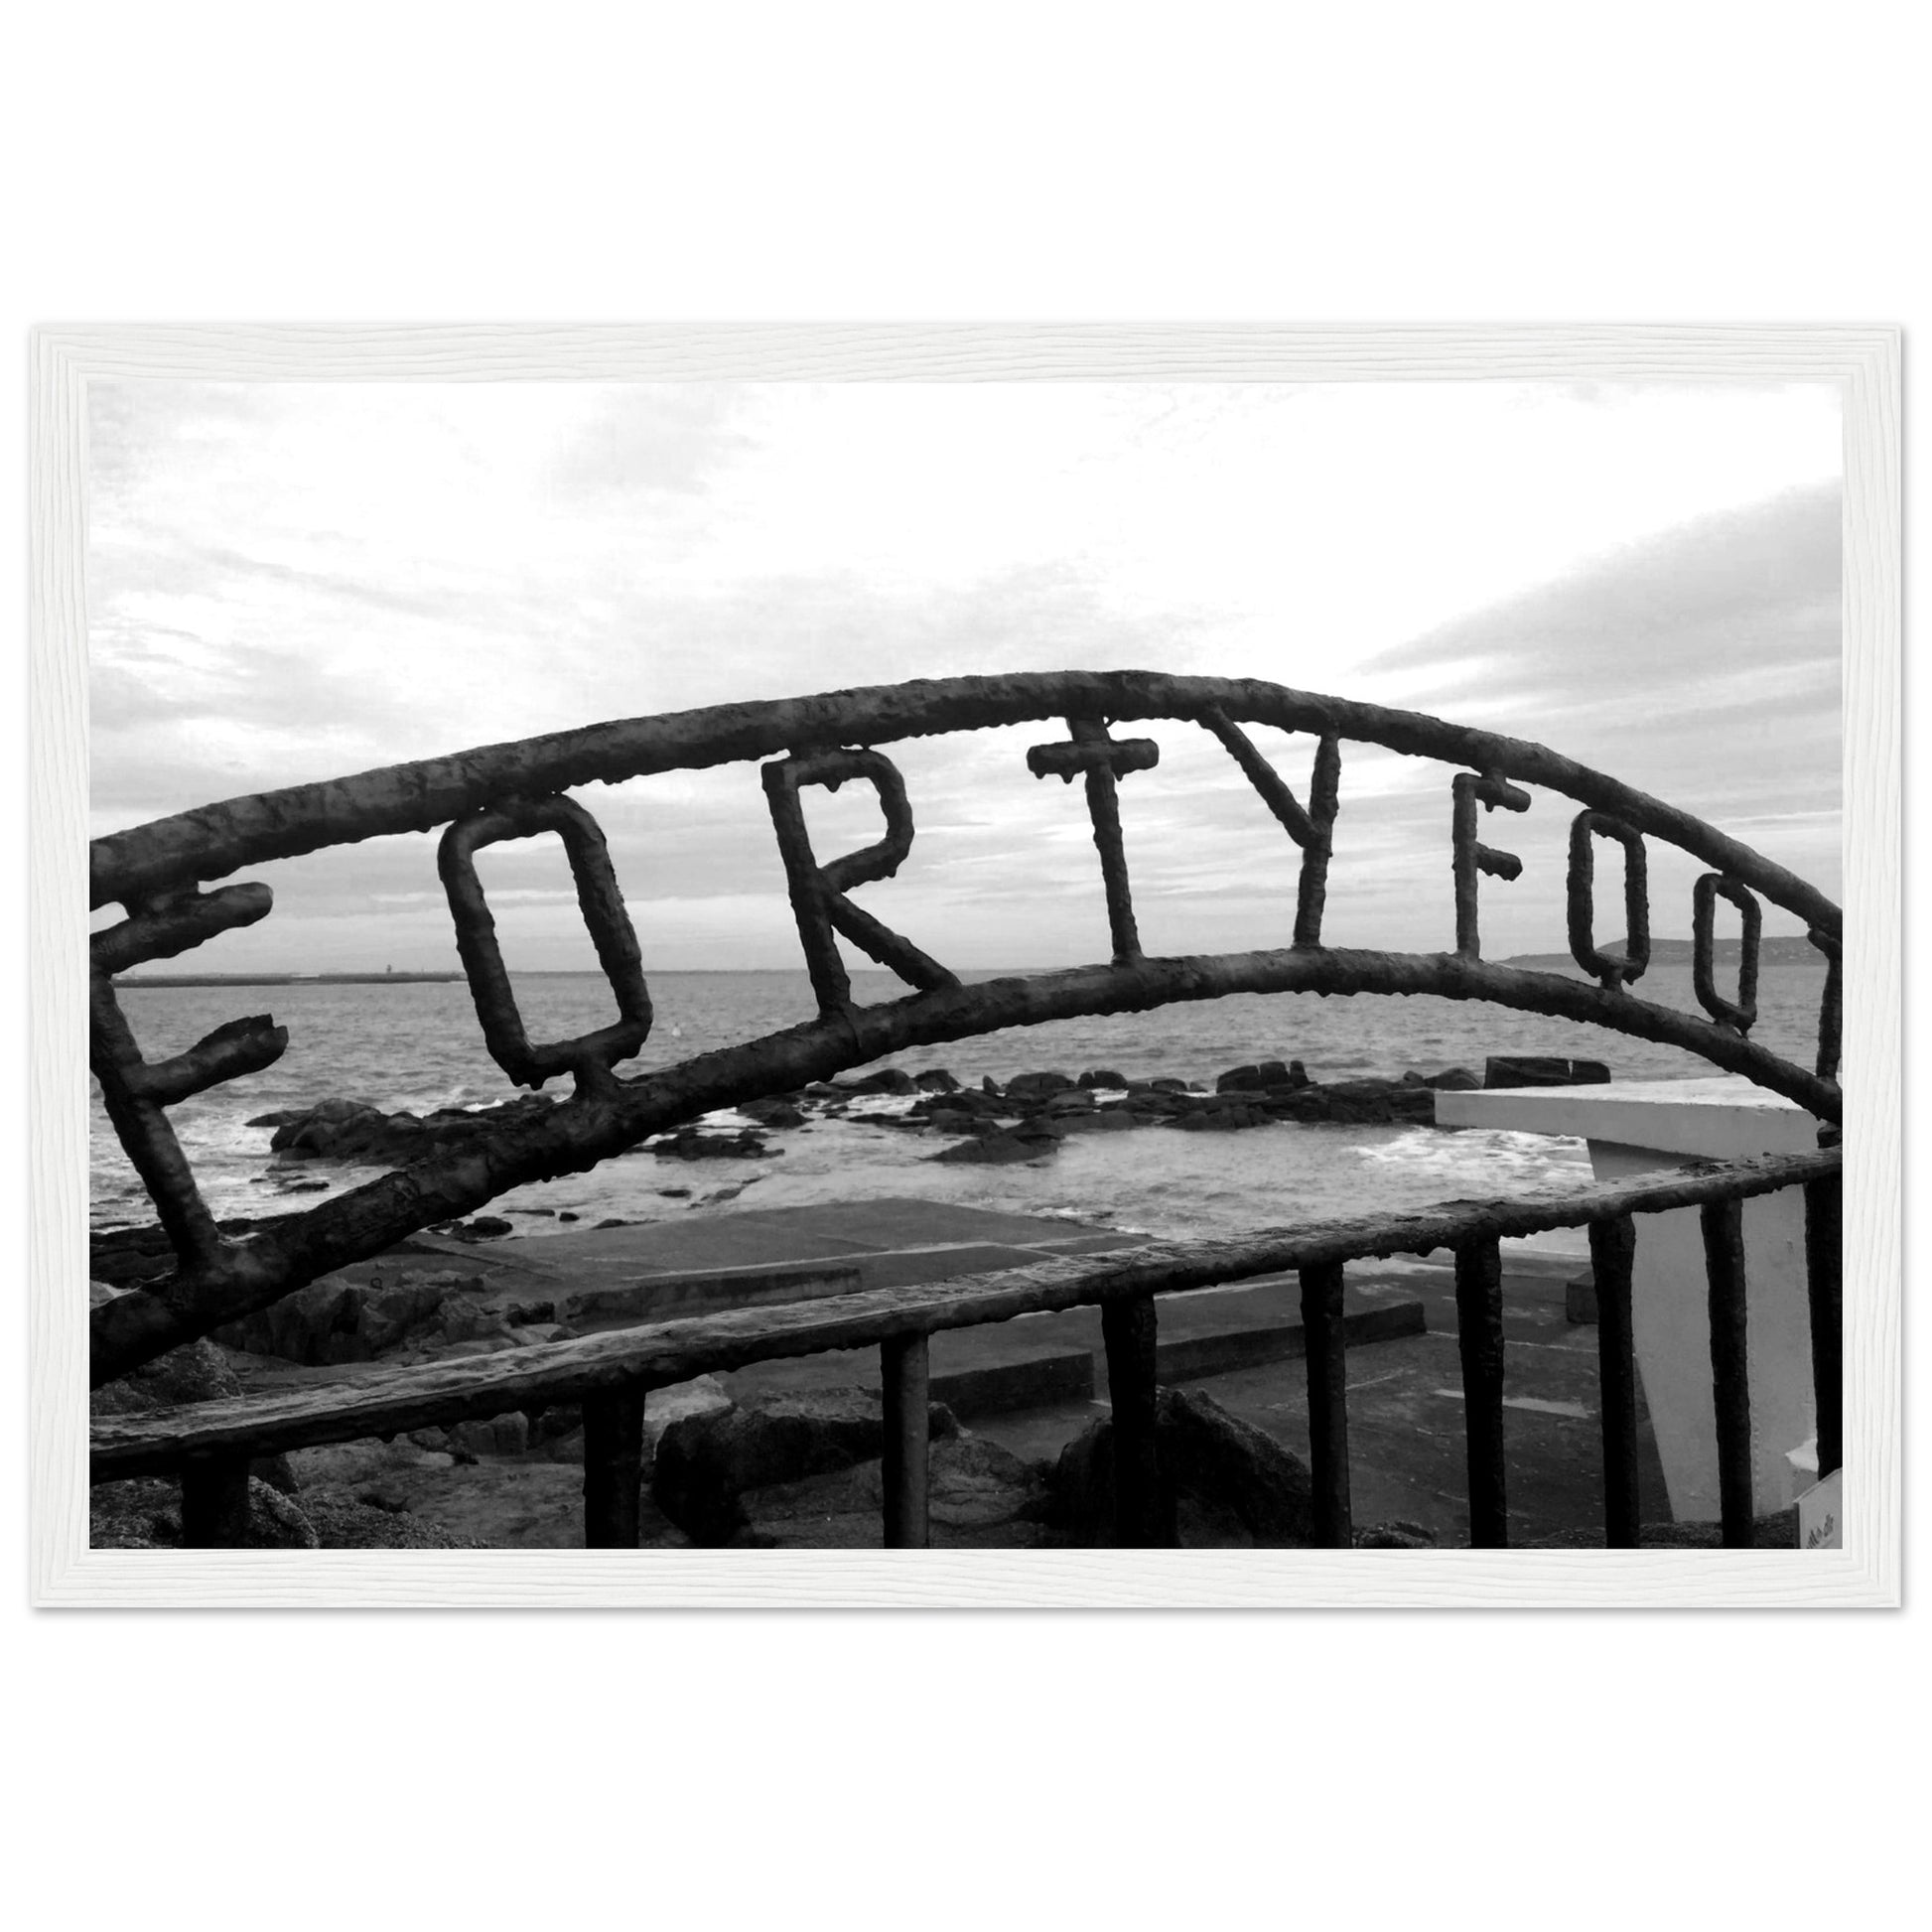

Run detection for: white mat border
[[29, 323, 1901, 1608]]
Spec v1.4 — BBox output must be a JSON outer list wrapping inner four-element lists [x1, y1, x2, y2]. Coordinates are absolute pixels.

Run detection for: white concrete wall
[[1437, 1078, 1822, 1522]]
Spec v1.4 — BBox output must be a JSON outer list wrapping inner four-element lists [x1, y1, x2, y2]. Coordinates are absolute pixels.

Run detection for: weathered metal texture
[[1803, 1173, 1843, 1480], [1298, 1260, 1352, 1547], [1453, 1236, 1509, 1548], [91, 1147, 1841, 1480], [1101, 1294, 1170, 1547], [1691, 874, 1761, 1035], [1699, 1197, 1755, 1548], [1587, 1214, 1641, 1549], [90, 942, 1845, 1386], [581, 1385, 648, 1548], [438, 793, 653, 1089], [87, 673, 1845, 1386], [1451, 771, 1530, 959], [90, 672, 1843, 938], [1028, 717, 1158, 964], [1567, 810, 1650, 989], [761, 748, 959, 1015], [880, 1333, 931, 1549], [1197, 709, 1341, 948], [1809, 927, 1843, 1083]]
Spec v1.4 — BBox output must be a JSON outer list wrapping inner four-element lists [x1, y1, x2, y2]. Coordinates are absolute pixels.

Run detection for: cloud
[[1355, 483, 1841, 824]]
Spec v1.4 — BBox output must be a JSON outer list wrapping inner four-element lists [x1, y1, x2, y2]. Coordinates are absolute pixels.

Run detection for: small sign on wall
[[1798, 1469, 1843, 1550]]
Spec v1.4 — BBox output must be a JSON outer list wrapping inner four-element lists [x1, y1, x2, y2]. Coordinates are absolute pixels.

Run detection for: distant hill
[[1502, 935, 1826, 971]]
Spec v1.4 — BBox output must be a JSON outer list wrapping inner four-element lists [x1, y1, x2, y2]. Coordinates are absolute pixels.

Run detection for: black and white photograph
[[48, 342, 1888, 1594], [9, 12, 1923, 1930]]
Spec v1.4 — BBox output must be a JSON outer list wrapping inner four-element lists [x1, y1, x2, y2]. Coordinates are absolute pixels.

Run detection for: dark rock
[[927, 1128, 1060, 1165], [845, 1067, 917, 1096], [460, 1215, 514, 1239], [1040, 1088, 1098, 1113], [252, 1452, 302, 1495], [1570, 1059, 1611, 1085], [651, 1391, 960, 1545], [1147, 1076, 1191, 1093], [1050, 1387, 1314, 1548], [1354, 1521, 1439, 1549], [912, 1087, 1006, 1119], [912, 1068, 960, 1093], [595, 1217, 631, 1230], [90, 1334, 241, 1417], [448, 1412, 530, 1457], [1055, 1108, 1139, 1133], [557, 1211, 581, 1222], [1077, 1068, 1129, 1089], [1426, 1066, 1482, 1091], [1483, 1055, 1593, 1089], [650, 1127, 774, 1160], [259, 1093, 560, 1170], [89, 1475, 320, 1550], [1006, 1069, 1075, 1096], [1217, 1059, 1291, 1092], [740, 1097, 806, 1128], [981, 1076, 1003, 1095], [211, 1268, 479, 1365]]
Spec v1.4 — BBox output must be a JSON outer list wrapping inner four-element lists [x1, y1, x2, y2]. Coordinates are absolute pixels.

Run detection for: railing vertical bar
[[1298, 1260, 1352, 1547], [1454, 1236, 1508, 1548], [881, 1331, 931, 1549], [1803, 1170, 1843, 1479], [1102, 1293, 1169, 1546], [180, 1454, 252, 1547], [1699, 1197, 1754, 1547], [582, 1385, 648, 1548], [1587, 1214, 1641, 1548]]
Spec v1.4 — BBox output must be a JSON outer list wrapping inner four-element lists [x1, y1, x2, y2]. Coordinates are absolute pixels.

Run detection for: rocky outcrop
[[207, 1267, 511, 1366], [651, 1390, 962, 1545], [89, 1473, 321, 1550], [1004, 1069, 1076, 1097], [1049, 1386, 1315, 1548], [649, 1124, 777, 1161], [1483, 1056, 1611, 1089], [252, 1093, 561, 1167]]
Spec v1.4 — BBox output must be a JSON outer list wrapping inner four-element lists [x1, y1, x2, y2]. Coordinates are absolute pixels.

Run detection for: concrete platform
[[267, 1196, 1664, 1547]]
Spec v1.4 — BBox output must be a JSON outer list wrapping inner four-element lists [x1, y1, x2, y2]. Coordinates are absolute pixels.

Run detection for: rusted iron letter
[[1567, 811, 1650, 989], [1028, 717, 1159, 964], [1450, 771, 1530, 959], [89, 884, 289, 1270], [1200, 709, 1341, 947], [761, 748, 959, 1018], [1691, 874, 1762, 1034], [439, 794, 652, 1090]]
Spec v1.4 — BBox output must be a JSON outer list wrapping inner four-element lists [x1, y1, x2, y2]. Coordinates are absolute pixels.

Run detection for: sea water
[[92, 961, 1830, 1260]]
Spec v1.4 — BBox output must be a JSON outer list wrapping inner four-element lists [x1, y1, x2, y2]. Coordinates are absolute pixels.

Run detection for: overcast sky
[[87, 380, 1842, 972]]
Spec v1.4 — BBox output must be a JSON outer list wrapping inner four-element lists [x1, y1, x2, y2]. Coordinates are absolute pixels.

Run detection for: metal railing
[[85, 672, 1846, 1552], [90, 1144, 1842, 1551]]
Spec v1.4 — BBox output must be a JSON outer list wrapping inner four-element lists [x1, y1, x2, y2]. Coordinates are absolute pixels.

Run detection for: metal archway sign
[[89, 671, 1842, 1383]]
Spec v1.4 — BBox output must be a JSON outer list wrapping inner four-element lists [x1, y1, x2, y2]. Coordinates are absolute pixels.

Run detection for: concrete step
[[1154, 1297, 1429, 1382]]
